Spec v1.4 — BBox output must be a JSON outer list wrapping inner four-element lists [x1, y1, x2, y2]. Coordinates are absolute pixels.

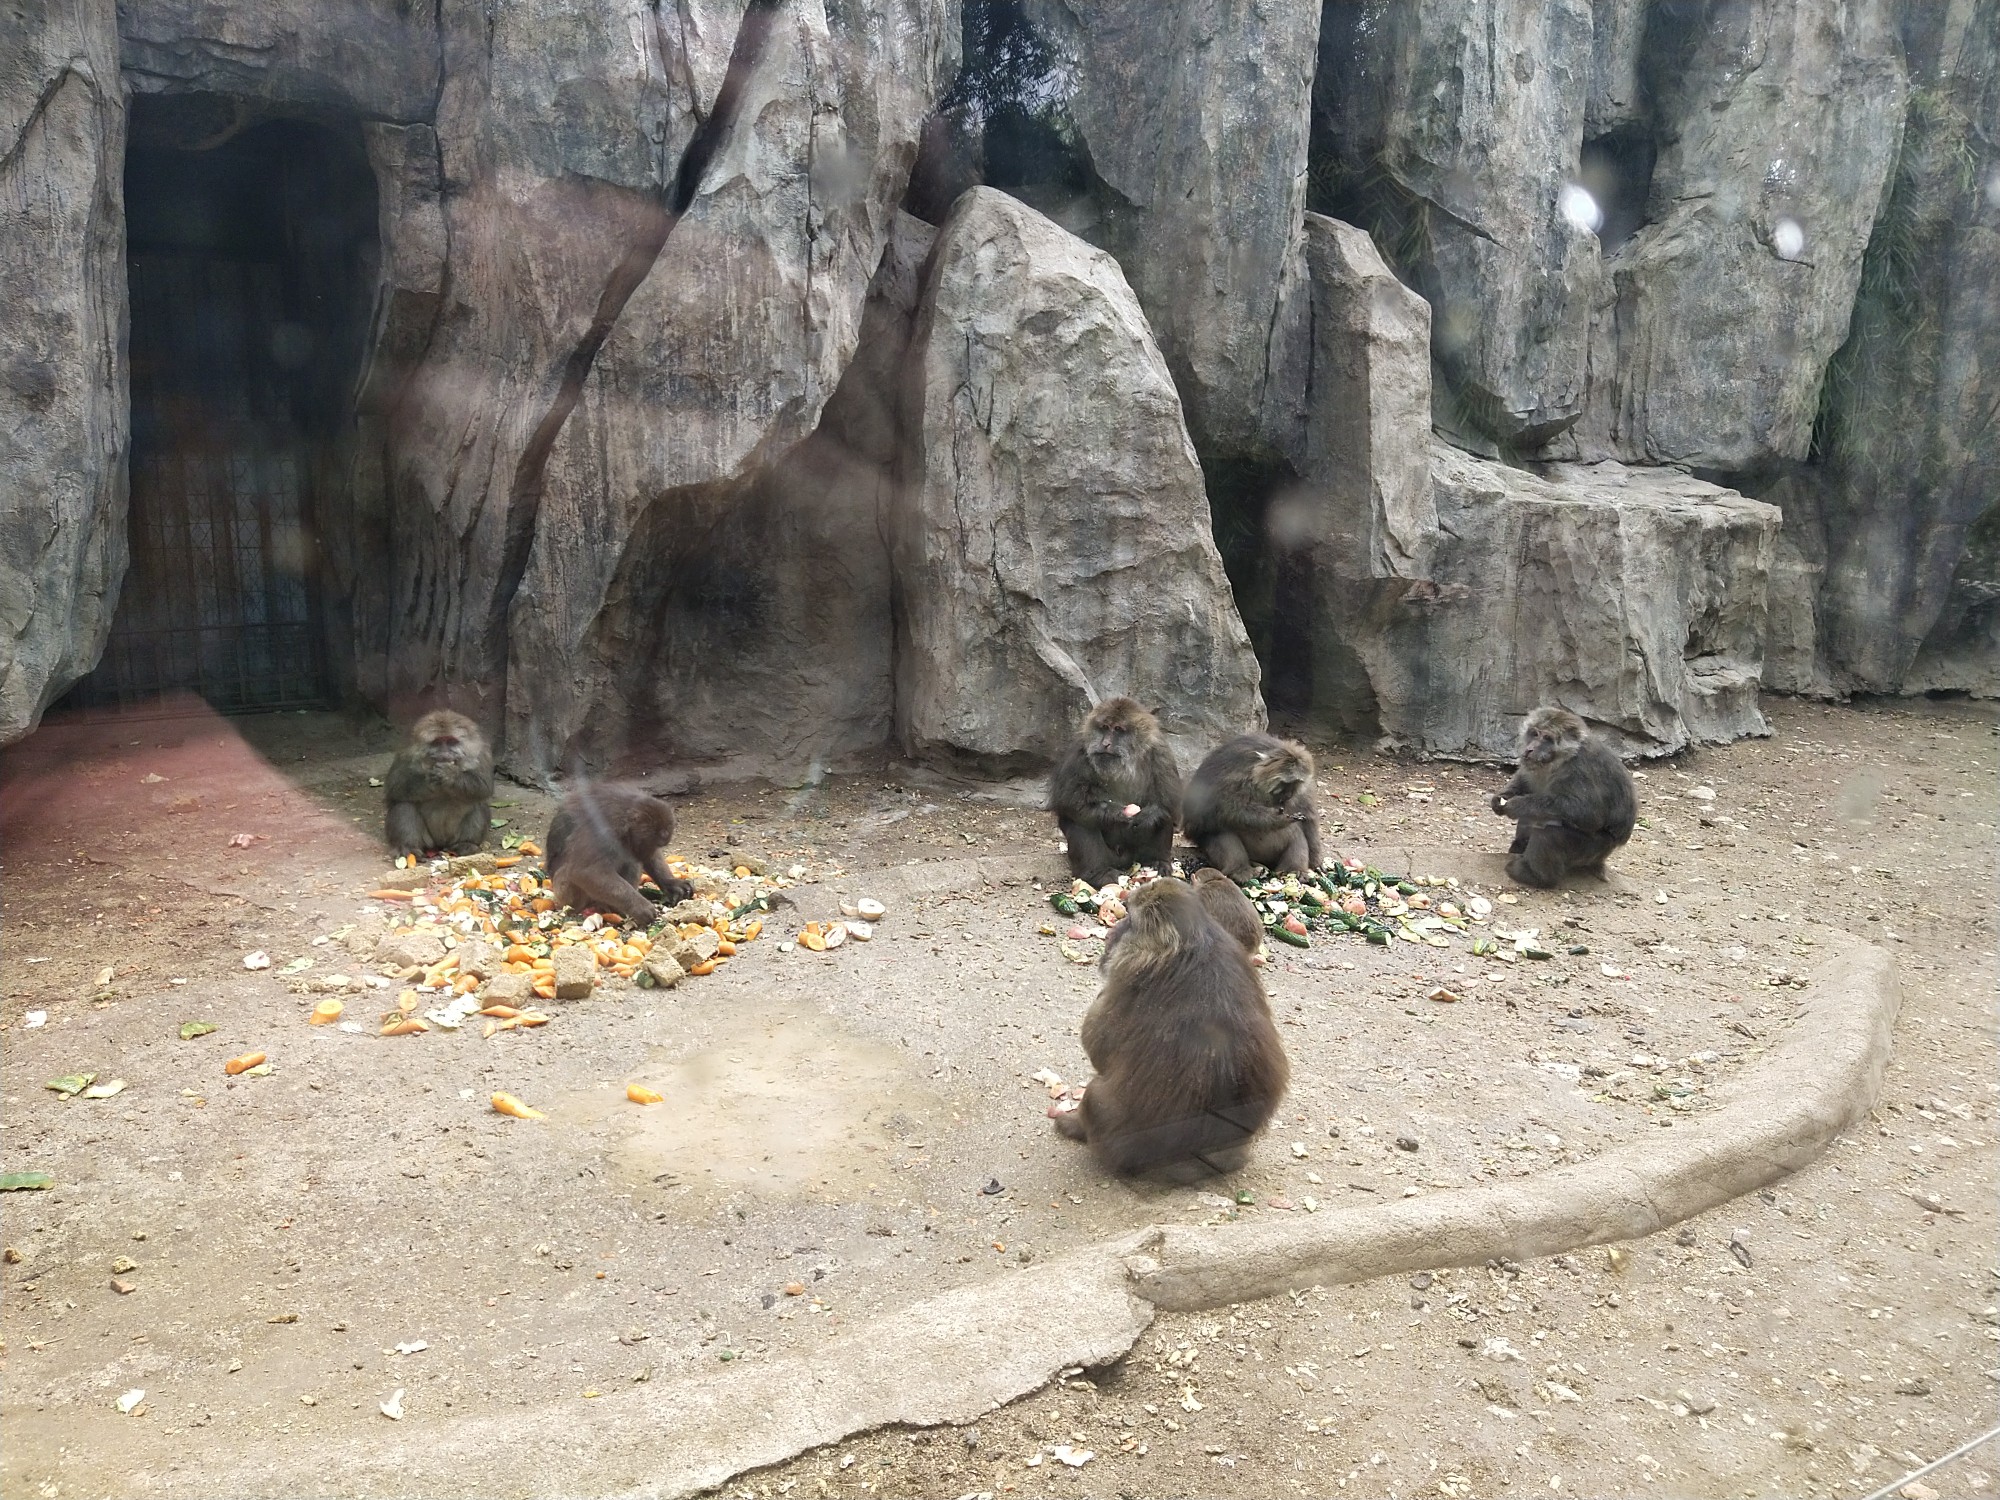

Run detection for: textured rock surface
[[1268, 215, 1435, 732], [1027, 0, 1318, 461], [119, 0, 437, 119], [1812, 3, 1998, 693], [499, 3, 955, 778], [0, 0, 128, 741], [1576, 0, 1907, 470], [893, 187, 1262, 769], [1351, 446, 1782, 758], [1315, 0, 1596, 447]]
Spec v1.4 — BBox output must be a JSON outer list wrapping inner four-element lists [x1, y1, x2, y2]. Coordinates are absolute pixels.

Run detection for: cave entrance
[[64, 95, 378, 716]]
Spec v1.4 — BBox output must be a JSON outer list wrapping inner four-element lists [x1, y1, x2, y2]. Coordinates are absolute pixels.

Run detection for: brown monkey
[[1191, 866, 1264, 955], [384, 710, 494, 857], [1182, 734, 1323, 881], [1053, 878, 1288, 1182], [1047, 698, 1182, 885], [545, 783, 694, 926], [1490, 706, 1637, 887]]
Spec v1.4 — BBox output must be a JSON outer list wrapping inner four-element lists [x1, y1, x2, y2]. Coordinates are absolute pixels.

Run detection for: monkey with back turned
[[1490, 706, 1637, 887], [545, 783, 693, 927], [1047, 698, 1183, 885], [384, 710, 494, 857], [1053, 877, 1288, 1182], [1181, 733, 1323, 881]]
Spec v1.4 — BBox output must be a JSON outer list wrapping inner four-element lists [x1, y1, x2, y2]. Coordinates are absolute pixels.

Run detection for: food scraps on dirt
[[491, 1092, 546, 1120], [363, 851, 793, 1001], [309, 999, 344, 1025], [44, 1072, 95, 1096], [223, 1051, 267, 1075], [178, 1021, 217, 1040], [626, 1084, 664, 1105], [0, 1172, 55, 1191]]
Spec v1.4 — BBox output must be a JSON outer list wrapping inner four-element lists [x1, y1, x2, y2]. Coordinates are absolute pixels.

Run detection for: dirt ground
[[1, 695, 1994, 1500]]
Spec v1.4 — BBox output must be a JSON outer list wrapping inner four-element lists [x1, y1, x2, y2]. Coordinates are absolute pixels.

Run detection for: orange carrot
[[224, 1052, 266, 1075], [369, 889, 416, 902]]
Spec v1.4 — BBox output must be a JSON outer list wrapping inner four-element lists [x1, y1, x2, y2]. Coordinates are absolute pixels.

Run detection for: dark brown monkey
[[1053, 877, 1288, 1182], [1182, 734, 1323, 881], [1047, 698, 1183, 885], [1191, 866, 1264, 955], [1490, 706, 1637, 887], [545, 783, 694, 926], [383, 710, 494, 858]]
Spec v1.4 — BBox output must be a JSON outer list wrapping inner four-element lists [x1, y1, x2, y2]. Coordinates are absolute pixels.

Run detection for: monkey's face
[[1252, 743, 1314, 804], [1520, 713, 1583, 769]]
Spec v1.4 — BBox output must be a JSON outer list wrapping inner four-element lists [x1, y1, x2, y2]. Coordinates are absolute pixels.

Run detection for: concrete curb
[[170, 939, 1896, 1499], [1129, 935, 1898, 1310]]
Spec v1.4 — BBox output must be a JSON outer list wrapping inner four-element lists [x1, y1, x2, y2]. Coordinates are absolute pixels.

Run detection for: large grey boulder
[[1315, 0, 1597, 447], [1354, 447, 1782, 758], [1026, 0, 1318, 462], [892, 187, 1263, 769], [0, 0, 128, 741], [498, 1, 955, 777], [1575, 0, 1907, 470]]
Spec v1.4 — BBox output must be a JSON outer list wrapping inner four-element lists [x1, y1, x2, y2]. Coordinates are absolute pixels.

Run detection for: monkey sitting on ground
[[1490, 706, 1637, 887], [1053, 878, 1288, 1181], [1190, 866, 1264, 956], [546, 783, 694, 927], [384, 710, 494, 858], [1047, 698, 1183, 885], [1181, 734, 1323, 882]]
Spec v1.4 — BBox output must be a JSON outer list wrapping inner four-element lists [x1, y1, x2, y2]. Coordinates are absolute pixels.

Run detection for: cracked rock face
[[498, 0, 957, 777], [891, 187, 1263, 770], [0, 0, 128, 741], [1575, 0, 1907, 471], [1316, 0, 1598, 448], [1029, 0, 1319, 464]]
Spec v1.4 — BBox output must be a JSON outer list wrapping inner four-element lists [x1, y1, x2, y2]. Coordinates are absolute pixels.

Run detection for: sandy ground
[[0, 695, 1993, 1500]]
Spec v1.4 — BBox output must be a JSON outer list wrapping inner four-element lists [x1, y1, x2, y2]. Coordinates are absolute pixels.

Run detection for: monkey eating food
[[384, 710, 495, 858], [545, 783, 694, 927], [1181, 733, 1323, 881], [1490, 706, 1637, 887], [1053, 877, 1288, 1181], [1047, 698, 1183, 885]]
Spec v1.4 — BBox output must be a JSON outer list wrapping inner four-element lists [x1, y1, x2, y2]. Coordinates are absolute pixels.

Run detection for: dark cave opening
[[64, 93, 378, 717], [1204, 455, 1319, 723], [1579, 126, 1656, 253]]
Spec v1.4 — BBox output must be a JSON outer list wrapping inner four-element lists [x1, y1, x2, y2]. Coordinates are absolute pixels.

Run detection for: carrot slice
[[491, 1092, 545, 1120], [626, 1084, 664, 1105], [223, 1051, 266, 1075], [368, 889, 416, 902]]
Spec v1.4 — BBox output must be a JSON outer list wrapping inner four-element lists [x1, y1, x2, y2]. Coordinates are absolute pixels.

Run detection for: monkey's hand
[[1491, 793, 1512, 816]]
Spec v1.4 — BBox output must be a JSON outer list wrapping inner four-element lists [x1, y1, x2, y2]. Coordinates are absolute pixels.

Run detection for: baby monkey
[[546, 783, 694, 927], [1491, 706, 1637, 887], [1182, 734, 1323, 881], [384, 710, 494, 857]]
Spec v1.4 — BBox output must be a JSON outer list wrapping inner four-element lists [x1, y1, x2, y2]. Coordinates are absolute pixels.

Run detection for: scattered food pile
[[351, 847, 801, 1023], [1043, 858, 1568, 964]]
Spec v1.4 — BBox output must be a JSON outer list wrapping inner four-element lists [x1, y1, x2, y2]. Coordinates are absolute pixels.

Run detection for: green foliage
[[936, 0, 1085, 194]]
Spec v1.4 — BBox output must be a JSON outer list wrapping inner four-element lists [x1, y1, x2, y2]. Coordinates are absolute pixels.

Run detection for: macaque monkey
[[1190, 866, 1264, 955], [384, 710, 494, 857], [1047, 698, 1182, 885], [1182, 734, 1322, 881], [1490, 706, 1637, 887], [545, 783, 694, 926], [1053, 878, 1288, 1181]]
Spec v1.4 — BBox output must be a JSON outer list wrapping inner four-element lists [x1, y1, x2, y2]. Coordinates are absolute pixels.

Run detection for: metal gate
[[64, 248, 329, 713]]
